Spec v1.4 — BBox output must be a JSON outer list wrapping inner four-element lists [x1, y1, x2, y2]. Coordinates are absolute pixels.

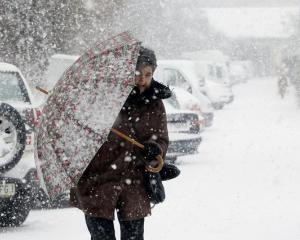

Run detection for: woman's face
[[135, 65, 153, 93]]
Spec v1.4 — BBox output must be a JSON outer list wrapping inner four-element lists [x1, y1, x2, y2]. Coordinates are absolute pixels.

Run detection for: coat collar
[[125, 79, 172, 107]]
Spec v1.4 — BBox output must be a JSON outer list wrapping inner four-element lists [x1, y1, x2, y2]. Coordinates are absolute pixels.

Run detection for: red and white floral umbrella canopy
[[35, 32, 141, 197]]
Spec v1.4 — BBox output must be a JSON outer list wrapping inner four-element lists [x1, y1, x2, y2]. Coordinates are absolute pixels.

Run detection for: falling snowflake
[[124, 156, 132, 162], [125, 179, 132, 185], [151, 134, 158, 140], [111, 164, 117, 170]]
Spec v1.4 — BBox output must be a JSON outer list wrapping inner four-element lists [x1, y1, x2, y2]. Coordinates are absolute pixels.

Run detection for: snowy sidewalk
[[2, 77, 300, 240], [149, 77, 300, 240]]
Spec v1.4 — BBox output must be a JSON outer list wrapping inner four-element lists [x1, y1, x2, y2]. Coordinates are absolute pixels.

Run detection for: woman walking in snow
[[70, 47, 171, 240], [278, 74, 288, 99]]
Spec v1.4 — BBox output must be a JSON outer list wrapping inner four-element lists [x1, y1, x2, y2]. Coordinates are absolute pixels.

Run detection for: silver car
[[0, 63, 40, 227]]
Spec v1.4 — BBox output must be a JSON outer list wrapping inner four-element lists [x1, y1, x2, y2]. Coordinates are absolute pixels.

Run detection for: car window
[[177, 71, 193, 94], [0, 71, 30, 103], [208, 65, 215, 78], [163, 68, 192, 94], [176, 70, 189, 87], [163, 68, 177, 86], [216, 66, 223, 79], [165, 92, 180, 109]]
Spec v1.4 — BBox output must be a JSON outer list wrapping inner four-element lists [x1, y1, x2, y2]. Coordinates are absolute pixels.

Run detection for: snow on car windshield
[[0, 72, 30, 103]]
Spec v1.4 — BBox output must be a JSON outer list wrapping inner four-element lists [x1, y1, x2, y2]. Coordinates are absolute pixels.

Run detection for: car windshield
[[165, 92, 180, 109], [0, 71, 30, 102]]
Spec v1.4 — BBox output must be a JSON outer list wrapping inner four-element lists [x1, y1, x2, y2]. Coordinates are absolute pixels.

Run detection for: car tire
[[0, 190, 31, 227], [50, 192, 71, 208], [0, 103, 26, 173], [213, 102, 224, 110]]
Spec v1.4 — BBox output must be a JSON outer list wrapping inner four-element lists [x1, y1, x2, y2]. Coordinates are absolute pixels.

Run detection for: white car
[[0, 63, 40, 227], [167, 86, 214, 127], [155, 60, 234, 109], [163, 101, 202, 161], [229, 60, 254, 85], [182, 50, 231, 85]]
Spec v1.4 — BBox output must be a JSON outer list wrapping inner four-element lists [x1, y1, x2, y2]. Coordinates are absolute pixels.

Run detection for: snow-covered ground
[[2, 77, 300, 240]]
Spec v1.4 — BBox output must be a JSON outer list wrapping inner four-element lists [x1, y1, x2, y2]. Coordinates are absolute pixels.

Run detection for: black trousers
[[85, 215, 144, 240]]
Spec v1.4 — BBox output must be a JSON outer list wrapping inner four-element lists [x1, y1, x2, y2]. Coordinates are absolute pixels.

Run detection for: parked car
[[229, 60, 254, 85], [167, 86, 214, 127], [163, 101, 202, 162], [155, 60, 234, 109], [182, 50, 231, 85], [0, 62, 41, 226], [205, 80, 234, 108]]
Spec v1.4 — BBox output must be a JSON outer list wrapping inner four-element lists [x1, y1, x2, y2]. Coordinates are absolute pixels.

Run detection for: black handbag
[[144, 163, 180, 204], [128, 125, 181, 204], [144, 171, 165, 204]]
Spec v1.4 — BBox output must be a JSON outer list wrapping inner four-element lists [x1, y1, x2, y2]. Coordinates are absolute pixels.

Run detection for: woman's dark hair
[[136, 46, 157, 71]]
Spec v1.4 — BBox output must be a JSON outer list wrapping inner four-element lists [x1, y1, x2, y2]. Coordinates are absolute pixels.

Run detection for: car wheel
[[50, 192, 71, 208], [0, 190, 31, 227], [213, 102, 224, 110], [33, 190, 71, 209], [33, 189, 52, 209], [0, 103, 26, 173]]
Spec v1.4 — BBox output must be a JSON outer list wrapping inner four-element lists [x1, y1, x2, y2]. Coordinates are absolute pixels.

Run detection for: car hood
[[1, 100, 33, 111]]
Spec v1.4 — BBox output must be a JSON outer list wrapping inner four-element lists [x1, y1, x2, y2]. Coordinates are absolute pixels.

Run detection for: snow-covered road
[[2, 77, 300, 240]]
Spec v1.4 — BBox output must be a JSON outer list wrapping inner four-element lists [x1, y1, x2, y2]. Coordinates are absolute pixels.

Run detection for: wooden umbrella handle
[[36, 86, 49, 95], [111, 128, 164, 173], [146, 155, 164, 173], [111, 128, 144, 148]]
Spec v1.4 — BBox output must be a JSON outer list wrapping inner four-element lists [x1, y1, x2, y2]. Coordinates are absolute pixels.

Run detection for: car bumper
[[167, 133, 202, 158], [0, 177, 34, 209]]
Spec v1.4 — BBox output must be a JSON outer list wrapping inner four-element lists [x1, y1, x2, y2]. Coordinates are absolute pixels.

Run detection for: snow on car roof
[[2, 100, 33, 110], [161, 60, 230, 89], [51, 54, 80, 61], [157, 60, 200, 86], [0, 62, 21, 73]]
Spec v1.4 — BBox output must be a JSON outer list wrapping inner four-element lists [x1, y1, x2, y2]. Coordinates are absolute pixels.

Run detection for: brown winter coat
[[70, 80, 171, 221]]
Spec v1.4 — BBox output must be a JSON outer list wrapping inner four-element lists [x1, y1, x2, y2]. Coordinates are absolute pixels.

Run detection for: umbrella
[[35, 32, 142, 198]]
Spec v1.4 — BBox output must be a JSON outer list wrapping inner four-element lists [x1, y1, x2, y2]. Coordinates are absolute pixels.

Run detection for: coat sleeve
[[147, 100, 169, 159]]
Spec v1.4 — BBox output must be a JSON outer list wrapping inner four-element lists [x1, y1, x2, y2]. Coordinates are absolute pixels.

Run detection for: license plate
[[0, 183, 16, 198], [169, 122, 189, 132]]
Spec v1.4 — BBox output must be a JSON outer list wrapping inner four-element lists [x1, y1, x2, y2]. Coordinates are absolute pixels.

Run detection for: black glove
[[142, 142, 161, 162]]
